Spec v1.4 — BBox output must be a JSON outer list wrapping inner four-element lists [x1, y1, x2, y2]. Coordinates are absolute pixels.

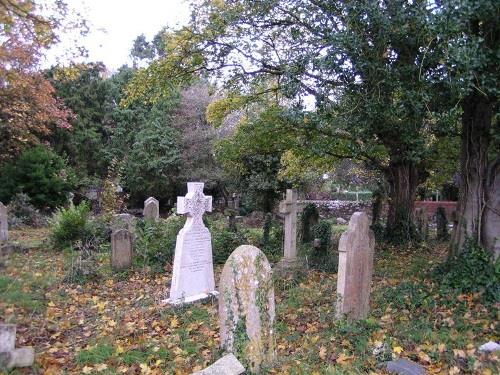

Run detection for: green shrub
[[134, 215, 185, 271], [49, 202, 91, 250], [212, 228, 247, 264], [311, 220, 332, 252], [0, 146, 75, 210], [435, 240, 500, 304]]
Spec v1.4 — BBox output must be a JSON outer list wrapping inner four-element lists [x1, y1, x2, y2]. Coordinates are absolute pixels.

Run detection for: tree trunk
[[385, 160, 420, 243], [451, 92, 499, 259]]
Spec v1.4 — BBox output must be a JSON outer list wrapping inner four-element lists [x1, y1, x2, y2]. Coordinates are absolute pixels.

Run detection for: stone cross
[[219, 245, 275, 373], [0, 202, 8, 242], [279, 189, 298, 261], [336, 212, 375, 320], [143, 197, 159, 221], [111, 229, 133, 270], [164, 182, 217, 305]]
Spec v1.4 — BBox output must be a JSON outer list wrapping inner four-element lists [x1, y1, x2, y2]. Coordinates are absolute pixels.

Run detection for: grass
[[0, 227, 498, 374]]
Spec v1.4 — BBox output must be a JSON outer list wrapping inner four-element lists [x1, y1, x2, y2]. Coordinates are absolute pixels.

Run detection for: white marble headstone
[[163, 182, 217, 305], [0, 202, 8, 242]]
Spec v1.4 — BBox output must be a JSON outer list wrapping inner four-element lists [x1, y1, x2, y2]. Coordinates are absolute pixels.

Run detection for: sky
[[45, 0, 191, 71]]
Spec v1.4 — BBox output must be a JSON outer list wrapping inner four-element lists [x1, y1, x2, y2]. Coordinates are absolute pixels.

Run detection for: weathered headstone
[[279, 189, 298, 262], [192, 353, 245, 375], [143, 197, 159, 221], [0, 324, 34, 369], [164, 182, 217, 305], [436, 206, 449, 241], [0, 202, 8, 242], [414, 207, 428, 240], [336, 212, 375, 320], [111, 229, 133, 270], [219, 245, 275, 373]]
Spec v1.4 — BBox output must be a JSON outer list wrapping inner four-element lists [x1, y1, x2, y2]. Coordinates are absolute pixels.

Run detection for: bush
[[134, 215, 185, 271], [311, 220, 332, 252], [435, 240, 500, 304], [49, 202, 91, 250], [0, 146, 75, 210], [212, 228, 247, 264], [7, 193, 47, 228]]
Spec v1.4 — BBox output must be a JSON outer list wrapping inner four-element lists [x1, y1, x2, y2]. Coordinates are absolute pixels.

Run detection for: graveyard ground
[[1, 228, 498, 375]]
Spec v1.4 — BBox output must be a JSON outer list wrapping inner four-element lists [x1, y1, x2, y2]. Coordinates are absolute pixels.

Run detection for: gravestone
[[336, 212, 375, 320], [279, 189, 299, 262], [385, 359, 425, 375], [219, 245, 275, 373], [414, 207, 428, 240], [111, 229, 133, 270], [0, 202, 8, 242], [0, 324, 34, 369], [164, 182, 217, 305], [143, 197, 159, 221], [436, 206, 449, 241]]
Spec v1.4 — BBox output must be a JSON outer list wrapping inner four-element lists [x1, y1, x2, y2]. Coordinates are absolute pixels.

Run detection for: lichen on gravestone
[[219, 245, 275, 373]]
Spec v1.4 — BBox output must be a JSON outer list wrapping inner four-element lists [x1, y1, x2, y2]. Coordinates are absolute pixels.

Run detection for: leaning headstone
[[0, 324, 34, 369], [0, 202, 8, 242], [143, 197, 159, 221], [164, 182, 217, 305], [385, 359, 426, 375], [336, 212, 375, 320], [111, 229, 133, 270], [279, 189, 299, 262], [436, 206, 449, 241], [192, 353, 245, 375], [219, 245, 275, 373], [414, 207, 428, 240]]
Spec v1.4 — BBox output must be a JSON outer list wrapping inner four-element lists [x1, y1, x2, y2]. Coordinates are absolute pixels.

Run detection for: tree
[[0, 145, 74, 210], [126, 0, 449, 243], [438, 1, 500, 258]]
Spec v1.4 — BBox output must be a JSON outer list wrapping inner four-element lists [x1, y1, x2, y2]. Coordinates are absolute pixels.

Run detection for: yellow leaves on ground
[[170, 316, 180, 328], [319, 346, 327, 360], [393, 345, 403, 354]]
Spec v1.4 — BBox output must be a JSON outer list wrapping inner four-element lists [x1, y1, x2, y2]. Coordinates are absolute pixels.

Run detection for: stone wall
[[301, 200, 372, 221]]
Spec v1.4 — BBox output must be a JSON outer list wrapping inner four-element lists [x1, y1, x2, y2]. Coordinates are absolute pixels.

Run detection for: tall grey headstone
[[111, 229, 133, 270], [336, 212, 375, 320], [0, 202, 8, 242], [164, 182, 217, 305], [219, 245, 275, 373], [279, 189, 298, 261], [143, 197, 159, 221], [112, 213, 136, 236]]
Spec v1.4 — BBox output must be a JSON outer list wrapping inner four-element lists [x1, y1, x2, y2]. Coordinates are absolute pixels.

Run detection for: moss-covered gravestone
[[219, 245, 275, 373], [143, 197, 159, 221], [111, 229, 132, 270], [415, 207, 429, 240], [436, 206, 449, 240], [300, 203, 319, 243]]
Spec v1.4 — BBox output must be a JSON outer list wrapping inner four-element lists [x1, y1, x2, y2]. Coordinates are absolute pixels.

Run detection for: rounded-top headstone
[[143, 197, 159, 221], [219, 245, 275, 373]]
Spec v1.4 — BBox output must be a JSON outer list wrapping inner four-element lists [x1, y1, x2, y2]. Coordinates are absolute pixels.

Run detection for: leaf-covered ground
[[1, 228, 498, 374]]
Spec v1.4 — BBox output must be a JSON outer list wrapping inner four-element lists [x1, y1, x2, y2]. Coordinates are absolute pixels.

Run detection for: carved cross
[[177, 182, 212, 226]]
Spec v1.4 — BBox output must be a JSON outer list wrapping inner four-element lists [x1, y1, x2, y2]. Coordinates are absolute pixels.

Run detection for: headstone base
[[162, 291, 219, 306]]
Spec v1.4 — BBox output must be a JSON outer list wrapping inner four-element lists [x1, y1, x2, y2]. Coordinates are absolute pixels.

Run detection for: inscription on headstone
[[164, 182, 217, 305], [336, 212, 375, 320]]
